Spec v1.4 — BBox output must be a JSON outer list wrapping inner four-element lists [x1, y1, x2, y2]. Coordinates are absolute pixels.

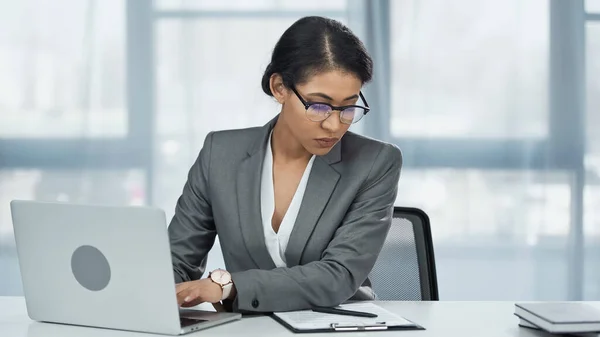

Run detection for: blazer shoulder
[[203, 126, 266, 158], [210, 126, 263, 145], [342, 132, 402, 165]]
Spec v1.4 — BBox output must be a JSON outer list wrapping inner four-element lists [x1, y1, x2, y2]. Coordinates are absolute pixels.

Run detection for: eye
[[341, 107, 366, 124], [308, 104, 331, 114], [305, 104, 332, 122]]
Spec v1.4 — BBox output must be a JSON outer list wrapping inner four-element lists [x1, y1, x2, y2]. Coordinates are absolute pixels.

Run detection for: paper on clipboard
[[273, 303, 418, 331]]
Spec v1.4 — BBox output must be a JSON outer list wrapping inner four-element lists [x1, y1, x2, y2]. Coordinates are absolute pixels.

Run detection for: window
[[0, 0, 126, 139], [396, 170, 572, 242], [586, 0, 600, 13], [386, 0, 590, 301], [0, 0, 141, 296], [1, 0, 594, 302], [584, 22, 600, 300], [155, 0, 346, 11], [586, 23, 600, 159], [390, 0, 548, 139]]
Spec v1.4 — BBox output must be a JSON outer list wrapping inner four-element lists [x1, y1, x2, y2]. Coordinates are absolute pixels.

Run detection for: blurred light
[[161, 140, 180, 156], [56, 193, 69, 202], [130, 186, 145, 206], [421, 178, 447, 209]]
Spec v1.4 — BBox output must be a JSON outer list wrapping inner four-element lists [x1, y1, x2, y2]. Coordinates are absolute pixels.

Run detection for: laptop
[[10, 200, 241, 335]]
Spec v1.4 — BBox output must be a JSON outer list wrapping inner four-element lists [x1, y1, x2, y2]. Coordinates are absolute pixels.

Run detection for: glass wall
[[1, 0, 598, 301]]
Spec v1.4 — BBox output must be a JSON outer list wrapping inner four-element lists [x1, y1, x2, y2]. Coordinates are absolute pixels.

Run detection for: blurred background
[[1, 0, 599, 301]]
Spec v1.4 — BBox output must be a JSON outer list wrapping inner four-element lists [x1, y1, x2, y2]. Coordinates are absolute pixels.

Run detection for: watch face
[[211, 269, 231, 285]]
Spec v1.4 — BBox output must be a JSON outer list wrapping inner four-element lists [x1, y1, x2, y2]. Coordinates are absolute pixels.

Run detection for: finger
[[181, 297, 204, 308], [176, 293, 185, 306], [181, 290, 204, 307], [177, 288, 193, 306], [178, 288, 202, 307], [184, 289, 201, 304]]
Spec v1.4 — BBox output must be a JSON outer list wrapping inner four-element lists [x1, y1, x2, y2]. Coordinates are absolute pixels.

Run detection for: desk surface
[[0, 296, 587, 337]]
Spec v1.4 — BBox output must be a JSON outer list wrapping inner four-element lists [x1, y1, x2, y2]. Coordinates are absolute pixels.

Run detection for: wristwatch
[[209, 269, 233, 301]]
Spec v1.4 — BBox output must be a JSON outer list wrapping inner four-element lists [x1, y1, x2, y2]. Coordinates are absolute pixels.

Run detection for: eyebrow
[[306, 92, 359, 102]]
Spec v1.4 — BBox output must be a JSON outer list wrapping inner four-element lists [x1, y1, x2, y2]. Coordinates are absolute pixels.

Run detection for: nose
[[321, 110, 343, 133]]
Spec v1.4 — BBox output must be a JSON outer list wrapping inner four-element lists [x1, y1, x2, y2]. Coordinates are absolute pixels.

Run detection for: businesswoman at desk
[[168, 16, 402, 313]]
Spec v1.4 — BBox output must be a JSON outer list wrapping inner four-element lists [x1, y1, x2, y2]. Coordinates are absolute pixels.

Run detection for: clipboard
[[271, 303, 425, 333]]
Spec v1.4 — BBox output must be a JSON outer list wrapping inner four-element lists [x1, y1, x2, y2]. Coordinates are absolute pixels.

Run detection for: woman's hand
[[176, 278, 222, 307]]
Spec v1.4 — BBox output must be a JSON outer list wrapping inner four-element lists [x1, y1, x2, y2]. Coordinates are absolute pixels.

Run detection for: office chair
[[369, 207, 439, 300]]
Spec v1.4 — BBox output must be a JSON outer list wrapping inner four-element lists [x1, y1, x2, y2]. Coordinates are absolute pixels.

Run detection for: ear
[[269, 73, 288, 104]]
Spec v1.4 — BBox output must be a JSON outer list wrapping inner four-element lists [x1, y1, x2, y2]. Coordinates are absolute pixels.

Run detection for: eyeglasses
[[291, 86, 370, 125]]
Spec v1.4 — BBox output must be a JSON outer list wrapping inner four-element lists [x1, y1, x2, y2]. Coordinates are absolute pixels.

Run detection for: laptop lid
[[11, 200, 187, 335]]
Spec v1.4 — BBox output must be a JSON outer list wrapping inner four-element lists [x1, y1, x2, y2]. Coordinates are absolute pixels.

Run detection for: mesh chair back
[[369, 207, 438, 300]]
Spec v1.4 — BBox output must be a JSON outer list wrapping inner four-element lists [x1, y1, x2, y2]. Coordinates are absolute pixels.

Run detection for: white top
[[261, 131, 316, 268]]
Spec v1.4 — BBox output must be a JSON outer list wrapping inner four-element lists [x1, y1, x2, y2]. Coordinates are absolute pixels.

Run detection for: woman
[[169, 16, 402, 313]]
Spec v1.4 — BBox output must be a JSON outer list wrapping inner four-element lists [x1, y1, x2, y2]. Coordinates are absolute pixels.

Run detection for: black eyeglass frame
[[290, 86, 371, 124]]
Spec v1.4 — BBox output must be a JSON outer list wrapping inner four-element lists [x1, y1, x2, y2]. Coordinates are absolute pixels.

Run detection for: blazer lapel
[[285, 142, 342, 267], [236, 118, 278, 270]]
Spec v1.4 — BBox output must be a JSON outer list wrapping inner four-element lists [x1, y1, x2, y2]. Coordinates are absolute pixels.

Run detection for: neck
[[271, 119, 312, 164]]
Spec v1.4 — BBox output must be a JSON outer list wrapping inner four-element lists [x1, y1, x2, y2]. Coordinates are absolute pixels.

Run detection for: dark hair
[[261, 16, 373, 96]]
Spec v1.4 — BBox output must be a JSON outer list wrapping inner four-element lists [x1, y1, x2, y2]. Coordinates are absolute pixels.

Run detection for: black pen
[[312, 307, 378, 318]]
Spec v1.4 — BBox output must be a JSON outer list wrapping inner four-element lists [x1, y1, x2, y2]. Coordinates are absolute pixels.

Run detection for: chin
[[310, 147, 333, 156]]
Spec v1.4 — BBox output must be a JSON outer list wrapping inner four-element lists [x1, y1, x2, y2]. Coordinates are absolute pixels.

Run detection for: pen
[[312, 307, 378, 318]]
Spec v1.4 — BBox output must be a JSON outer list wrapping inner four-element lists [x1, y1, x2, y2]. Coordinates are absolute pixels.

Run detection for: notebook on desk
[[272, 303, 424, 333], [515, 302, 600, 335], [518, 317, 600, 337]]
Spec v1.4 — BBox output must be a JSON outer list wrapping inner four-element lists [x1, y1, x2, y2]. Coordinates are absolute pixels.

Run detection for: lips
[[315, 138, 339, 148]]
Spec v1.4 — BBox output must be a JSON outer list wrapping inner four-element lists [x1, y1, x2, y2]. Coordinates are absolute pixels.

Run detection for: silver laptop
[[10, 200, 241, 335]]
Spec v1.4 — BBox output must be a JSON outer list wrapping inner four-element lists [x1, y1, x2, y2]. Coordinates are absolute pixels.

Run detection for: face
[[271, 70, 363, 156]]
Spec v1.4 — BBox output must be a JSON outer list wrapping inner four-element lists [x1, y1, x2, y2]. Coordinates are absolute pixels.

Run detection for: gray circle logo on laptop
[[71, 245, 111, 291]]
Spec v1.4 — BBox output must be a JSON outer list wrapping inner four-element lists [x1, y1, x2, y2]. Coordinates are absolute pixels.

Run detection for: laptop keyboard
[[180, 317, 207, 328]]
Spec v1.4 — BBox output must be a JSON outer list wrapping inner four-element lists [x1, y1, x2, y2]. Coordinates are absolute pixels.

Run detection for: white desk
[[0, 296, 581, 336]]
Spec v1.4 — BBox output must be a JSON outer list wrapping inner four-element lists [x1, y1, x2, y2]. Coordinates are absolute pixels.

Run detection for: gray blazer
[[168, 116, 402, 312]]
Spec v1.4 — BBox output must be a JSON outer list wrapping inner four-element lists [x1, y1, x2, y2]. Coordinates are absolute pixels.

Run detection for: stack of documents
[[515, 302, 600, 336], [272, 302, 423, 333]]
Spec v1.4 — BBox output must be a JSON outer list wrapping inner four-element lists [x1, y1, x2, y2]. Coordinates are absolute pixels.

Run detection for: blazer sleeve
[[230, 143, 402, 312], [168, 132, 217, 283]]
